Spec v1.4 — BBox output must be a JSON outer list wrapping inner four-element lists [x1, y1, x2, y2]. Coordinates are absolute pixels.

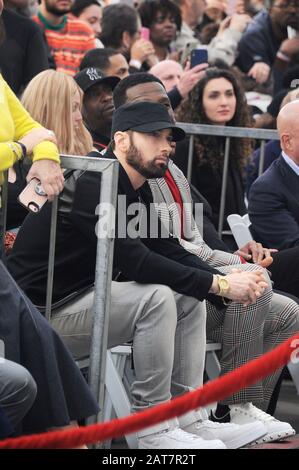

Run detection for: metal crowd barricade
[[1, 155, 119, 426], [177, 123, 279, 238]]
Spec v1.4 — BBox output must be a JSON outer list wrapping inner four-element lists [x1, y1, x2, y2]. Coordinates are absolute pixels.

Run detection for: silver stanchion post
[[218, 137, 231, 238]]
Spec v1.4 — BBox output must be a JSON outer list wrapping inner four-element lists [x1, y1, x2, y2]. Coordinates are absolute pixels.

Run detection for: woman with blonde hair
[[21, 69, 93, 156], [7, 70, 93, 229]]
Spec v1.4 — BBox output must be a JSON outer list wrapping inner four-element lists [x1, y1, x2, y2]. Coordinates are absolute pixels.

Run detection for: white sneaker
[[229, 403, 295, 444], [138, 418, 227, 449], [179, 408, 267, 449]]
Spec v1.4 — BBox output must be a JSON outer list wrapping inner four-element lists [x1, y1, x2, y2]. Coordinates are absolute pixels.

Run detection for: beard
[[126, 141, 169, 179], [45, 0, 71, 16]]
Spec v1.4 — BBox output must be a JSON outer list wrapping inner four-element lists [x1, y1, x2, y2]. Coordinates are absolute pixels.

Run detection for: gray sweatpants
[[0, 359, 37, 427], [51, 281, 207, 413]]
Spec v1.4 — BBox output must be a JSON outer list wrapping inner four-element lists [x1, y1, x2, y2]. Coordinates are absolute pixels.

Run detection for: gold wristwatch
[[216, 275, 230, 297]]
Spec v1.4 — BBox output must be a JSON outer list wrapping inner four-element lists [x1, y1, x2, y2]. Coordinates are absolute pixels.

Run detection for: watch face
[[219, 278, 229, 292]]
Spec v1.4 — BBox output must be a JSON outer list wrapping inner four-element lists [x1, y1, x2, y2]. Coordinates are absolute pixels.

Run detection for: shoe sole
[[251, 428, 296, 445], [224, 422, 267, 449], [139, 441, 227, 449]]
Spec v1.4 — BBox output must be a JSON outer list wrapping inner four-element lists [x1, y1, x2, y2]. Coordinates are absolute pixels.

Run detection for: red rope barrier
[[1, 332, 299, 449]]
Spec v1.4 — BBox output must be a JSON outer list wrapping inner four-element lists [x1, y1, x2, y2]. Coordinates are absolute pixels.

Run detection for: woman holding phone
[[0, 74, 64, 213], [7, 69, 93, 228], [0, 0, 64, 238]]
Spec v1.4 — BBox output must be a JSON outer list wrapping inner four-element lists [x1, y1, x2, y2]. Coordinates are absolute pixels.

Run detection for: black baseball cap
[[74, 67, 120, 92], [111, 101, 186, 142]]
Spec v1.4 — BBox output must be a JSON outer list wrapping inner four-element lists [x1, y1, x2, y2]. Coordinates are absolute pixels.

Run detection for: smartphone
[[141, 26, 150, 41], [190, 48, 208, 68], [18, 178, 48, 213]]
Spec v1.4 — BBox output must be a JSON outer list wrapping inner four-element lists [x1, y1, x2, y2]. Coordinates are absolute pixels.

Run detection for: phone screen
[[190, 48, 208, 68], [141, 27, 150, 41]]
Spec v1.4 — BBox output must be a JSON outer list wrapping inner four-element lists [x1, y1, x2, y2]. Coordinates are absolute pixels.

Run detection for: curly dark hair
[[176, 67, 253, 172], [138, 0, 181, 31]]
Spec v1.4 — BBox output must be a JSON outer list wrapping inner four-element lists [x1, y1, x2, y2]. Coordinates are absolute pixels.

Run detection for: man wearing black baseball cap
[[74, 67, 120, 151], [110, 101, 185, 181]]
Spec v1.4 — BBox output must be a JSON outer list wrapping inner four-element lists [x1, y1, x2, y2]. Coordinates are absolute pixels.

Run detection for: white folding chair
[[227, 214, 252, 248], [205, 341, 222, 380]]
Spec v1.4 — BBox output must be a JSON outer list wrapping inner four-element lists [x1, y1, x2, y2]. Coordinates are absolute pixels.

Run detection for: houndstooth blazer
[[148, 160, 242, 270]]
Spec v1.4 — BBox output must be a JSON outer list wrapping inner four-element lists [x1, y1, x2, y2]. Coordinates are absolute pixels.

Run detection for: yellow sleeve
[[0, 142, 22, 172], [4, 79, 60, 164], [31, 141, 60, 164]]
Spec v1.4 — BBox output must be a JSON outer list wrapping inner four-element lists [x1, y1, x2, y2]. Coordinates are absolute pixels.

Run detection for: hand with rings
[[46, 129, 57, 144], [222, 269, 269, 306]]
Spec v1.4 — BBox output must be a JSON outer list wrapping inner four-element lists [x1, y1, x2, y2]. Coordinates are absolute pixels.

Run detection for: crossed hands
[[210, 268, 269, 306], [223, 268, 269, 306]]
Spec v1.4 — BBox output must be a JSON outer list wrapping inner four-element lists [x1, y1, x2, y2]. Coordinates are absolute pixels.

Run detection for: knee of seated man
[[146, 285, 177, 320], [272, 293, 299, 326], [4, 362, 37, 408], [150, 284, 175, 304], [18, 366, 37, 406]]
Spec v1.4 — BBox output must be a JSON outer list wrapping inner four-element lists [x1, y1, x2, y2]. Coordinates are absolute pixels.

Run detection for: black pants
[[270, 247, 299, 299], [0, 260, 98, 433], [267, 248, 299, 414], [0, 193, 3, 259]]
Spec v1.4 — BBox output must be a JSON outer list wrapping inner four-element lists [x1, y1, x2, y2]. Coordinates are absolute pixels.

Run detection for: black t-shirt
[[0, 9, 49, 95], [7, 160, 28, 230], [90, 129, 110, 152]]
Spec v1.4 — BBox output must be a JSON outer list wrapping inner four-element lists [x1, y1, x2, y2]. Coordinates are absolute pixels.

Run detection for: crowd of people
[[1, 0, 299, 450]]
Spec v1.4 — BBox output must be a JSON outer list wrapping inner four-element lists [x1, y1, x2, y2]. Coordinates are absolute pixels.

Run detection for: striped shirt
[[33, 12, 96, 76]]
